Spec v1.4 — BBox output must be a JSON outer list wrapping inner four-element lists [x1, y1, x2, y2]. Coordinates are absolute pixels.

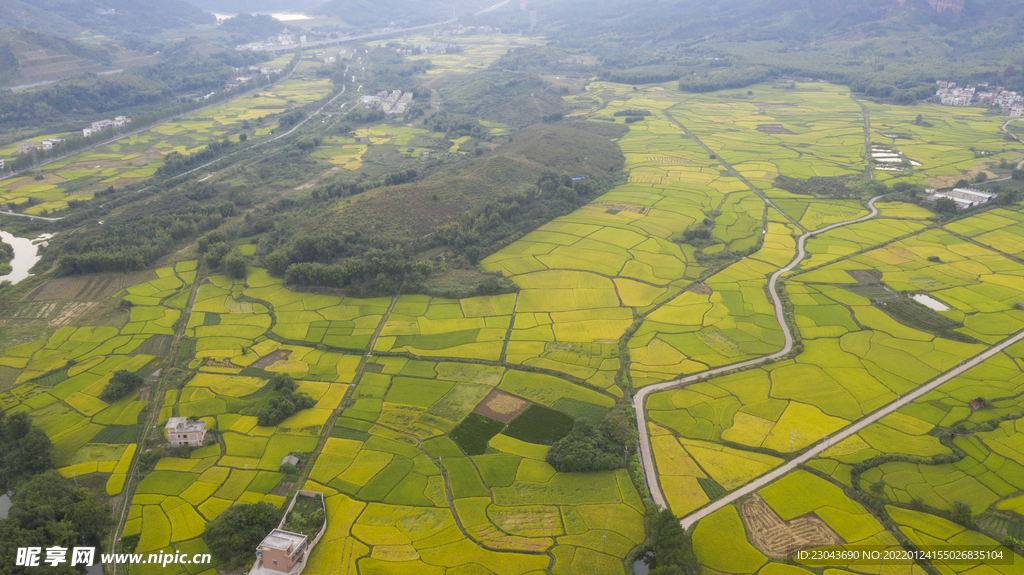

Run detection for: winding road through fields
[[1002, 118, 1024, 169], [633, 196, 883, 515], [635, 191, 1024, 531]]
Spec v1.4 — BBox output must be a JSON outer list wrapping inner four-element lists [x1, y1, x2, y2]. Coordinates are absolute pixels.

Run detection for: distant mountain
[[0, 0, 214, 38], [308, 0, 480, 28], [530, 0, 1019, 43], [178, 0, 323, 13]]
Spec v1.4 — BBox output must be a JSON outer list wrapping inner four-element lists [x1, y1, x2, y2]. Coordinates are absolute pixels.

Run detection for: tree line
[[0, 410, 109, 571]]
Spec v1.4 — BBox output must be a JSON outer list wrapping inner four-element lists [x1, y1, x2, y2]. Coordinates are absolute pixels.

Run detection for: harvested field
[[588, 201, 650, 215], [739, 495, 844, 558], [755, 103, 797, 109], [133, 335, 172, 357], [252, 350, 292, 368], [270, 480, 294, 497], [846, 270, 882, 284], [757, 125, 795, 135], [48, 302, 100, 327], [25, 272, 155, 302], [473, 388, 531, 423], [689, 283, 713, 296]]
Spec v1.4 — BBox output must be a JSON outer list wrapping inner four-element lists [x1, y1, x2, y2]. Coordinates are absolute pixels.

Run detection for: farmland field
[[0, 54, 333, 214], [6, 26, 1024, 575]]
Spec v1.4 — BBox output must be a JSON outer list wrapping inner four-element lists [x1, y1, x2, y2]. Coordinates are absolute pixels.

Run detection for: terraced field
[[6, 66, 1024, 575], [0, 55, 334, 215]]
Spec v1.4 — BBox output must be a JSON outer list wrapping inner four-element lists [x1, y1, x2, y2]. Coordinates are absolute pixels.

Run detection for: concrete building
[[165, 417, 207, 447], [41, 138, 63, 151], [251, 491, 327, 575], [933, 187, 996, 209], [255, 530, 307, 573], [17, 142, 36, 155]]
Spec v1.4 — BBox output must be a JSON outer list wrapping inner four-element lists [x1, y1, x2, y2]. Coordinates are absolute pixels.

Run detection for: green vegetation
[[503, 404, 575, 446], [450, 413, 505, 456], [0, 410, 54, 489], [202, 502, 282, 569], [638, 508, 698, 574], [281, 493, 325, 539], [0, 471, 108, 564], [99, 370, 145, 403], [5, 7, 1024, 574], [546, 422, 624, 473], [254, 374, 316, 427]]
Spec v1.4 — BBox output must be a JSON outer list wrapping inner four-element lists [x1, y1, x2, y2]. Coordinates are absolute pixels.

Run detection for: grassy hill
[[0, 29, 158, 89], [314, 124, 624, 242], [437, 69, 568, 128]]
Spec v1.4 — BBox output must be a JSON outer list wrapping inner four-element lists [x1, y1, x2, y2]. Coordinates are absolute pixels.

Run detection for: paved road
[[107, 272, 203, 575], [174, 65, 349, 181], [854, 98, 874, 180], [0, 54, 302, 183], [633, 196, 884, 510], [0, 210, 63, 221], [679, 326, 1024, 530]]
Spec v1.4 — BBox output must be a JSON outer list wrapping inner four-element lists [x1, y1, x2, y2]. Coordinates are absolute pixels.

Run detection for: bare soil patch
[[473, 388, 530, 423], [689, 283, 712, 295], [25, 271, 154, 302], [739, 495, 844, 558], [589, 201, 650, 215], [757, 124, 795, 135], [847, 269, 882, 284], [49, 301, 98, 327], [271, 480, 294, 496], [204, 357, 239, 370], [252, 350, 292, 368]]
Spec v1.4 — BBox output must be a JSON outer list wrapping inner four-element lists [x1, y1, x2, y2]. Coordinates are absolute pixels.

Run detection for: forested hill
[[0, 0, 213, 38], [528, 0, 1021, 43], [482, 0, 1024, 101]]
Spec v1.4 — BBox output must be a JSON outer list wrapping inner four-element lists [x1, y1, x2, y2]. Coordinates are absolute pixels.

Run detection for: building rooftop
[[950, 187, 995, 199], [933, 187, 995, 207], [259, 529, 306, 552], [165, 417, 206, 432]]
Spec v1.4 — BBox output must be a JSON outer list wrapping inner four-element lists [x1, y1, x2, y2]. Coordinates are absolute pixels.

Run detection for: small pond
[[912, 293, 950, 312]]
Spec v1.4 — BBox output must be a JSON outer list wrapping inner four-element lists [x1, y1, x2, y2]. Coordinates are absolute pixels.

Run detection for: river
[[212, 12, 312, 22], [0, 230, 55, 285]]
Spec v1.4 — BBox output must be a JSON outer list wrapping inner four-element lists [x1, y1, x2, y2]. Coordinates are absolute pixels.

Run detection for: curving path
[[633, 195, 884, 511], [1001, 119, 1024, 169]]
